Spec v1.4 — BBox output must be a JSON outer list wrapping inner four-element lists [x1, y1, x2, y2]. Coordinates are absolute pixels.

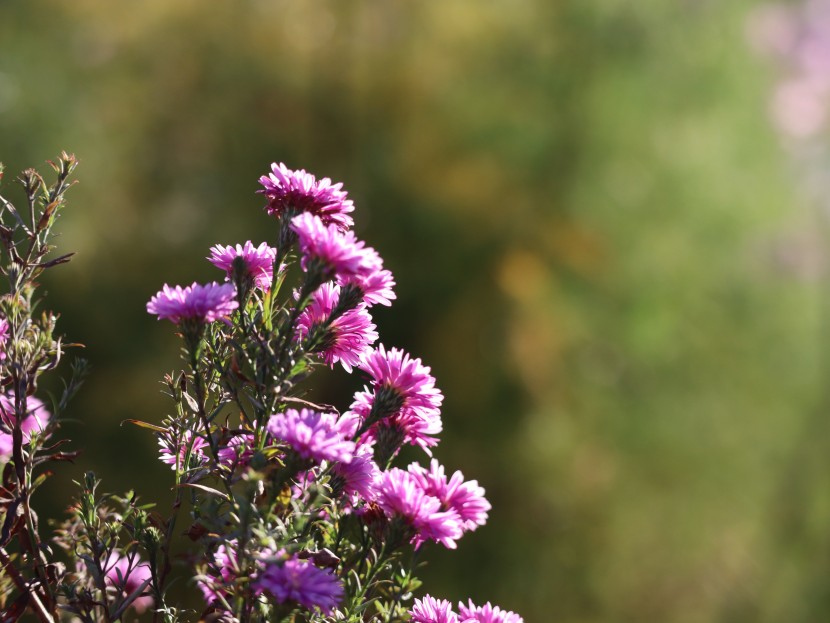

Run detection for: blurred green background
[[3, 1, 829, 621]]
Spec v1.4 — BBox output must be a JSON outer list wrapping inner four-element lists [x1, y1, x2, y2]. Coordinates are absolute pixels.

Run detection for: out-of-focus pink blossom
[[0, 394, 50, 460]]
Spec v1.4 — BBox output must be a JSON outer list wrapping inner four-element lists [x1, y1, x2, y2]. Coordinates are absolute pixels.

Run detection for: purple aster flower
[[0, 394, 50, 460], [458, 601, 524, 623], [104, 551, 153, 614], [197, 541, 238, 606], [217, 432, 256, 470], [0, 317, 8, 361], [296, 283, 378, 372], [336, 246, 396, 307], [267, 408, 355, 464], [255, 553, 343, 613], [158, 430, 209, 470], [346, 345, 444, 454], [208, 241, 278, 291], [290, 212, 376, 281], [411, 595, 460, 623], [331, 445, 380, 502], [147, 282, 238, 324], [259, 162, 354, 231], [408, 459, 490, 532], [375, 468, 463, 549]]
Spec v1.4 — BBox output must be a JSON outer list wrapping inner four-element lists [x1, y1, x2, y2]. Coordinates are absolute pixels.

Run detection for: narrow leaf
[[121, 419, 166, 433]]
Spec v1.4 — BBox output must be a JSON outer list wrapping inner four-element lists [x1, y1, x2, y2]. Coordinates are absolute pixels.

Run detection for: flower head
[[104, 551, 154, 614], [410, 595, 460, 623], [375, 468, 462, 549], [336, 246, 396, 307], [197, 541, 239, 606], [256, 553, 343, 613], [346, 345, 444, 454], [217, 432, 256, 470], [158, 430, 209, 471], [296, 283, 378, 372], [408, 459, 490, 532], [267, 409, 355, 464], [458, 601, 524, 623], [331, 445, 380, 502], [208, 241, 278, 291], [290, 212, 375, 282], [147, 282, 238, 324], [259, 162, 354, 231], [0, 394, 50, 460]]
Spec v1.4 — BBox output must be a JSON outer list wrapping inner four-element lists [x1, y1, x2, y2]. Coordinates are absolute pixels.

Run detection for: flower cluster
[[139, 162, 521, 621], [0, 157, 523, 622]]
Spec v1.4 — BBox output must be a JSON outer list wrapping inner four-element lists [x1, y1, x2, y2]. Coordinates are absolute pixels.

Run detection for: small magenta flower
[[290, 212, 375, 281], [346, 345, 444, 454], [158, 430, 209, 470], [267, 408, 355, 464], [256, 553, 344, 613], [259, 162, 354, 231], [410, 595, 460, 623], [331, 445, 380, 502], [458, 601, 524, 623], [217, 432, 256, 470], [337, 246, 396, 307], [360, 345, 443, 420], [197, 541, 239, 606], [208, 241, 278, 291], [147, 282, 238, 324], [375, 468, 463, 549], [104, 551, 154, 614], [408, 459, 490, 532], [296, 283, 378, 372], [0, 394, 50, 460]]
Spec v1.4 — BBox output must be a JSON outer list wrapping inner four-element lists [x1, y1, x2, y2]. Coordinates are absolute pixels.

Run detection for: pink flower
[[411, 595, 460, 623], [147, 282, 238, 324], [217, 432, 256, 470], [0, 394, 50, 460], [336, 246, 396, 307], [255, 553, 343, 613], [208, 241, 278, 291], [104, 551, 154, 614], [458, 601, 524, 623], [332, 445, 380, 502], [296, 283, 378, 372], [346, 345, 444, 454], [408, 460, 490, 532], [197, 541, 238, 606], [158, 430, 209, 470], [375, 468, 462, 549], [259, 162, 354, 232], [290, 213, 375, 281], [267, 409, 355, 464]]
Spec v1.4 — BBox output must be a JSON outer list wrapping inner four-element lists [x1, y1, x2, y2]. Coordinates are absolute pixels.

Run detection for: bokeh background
[[3, 1, 830, 621]]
